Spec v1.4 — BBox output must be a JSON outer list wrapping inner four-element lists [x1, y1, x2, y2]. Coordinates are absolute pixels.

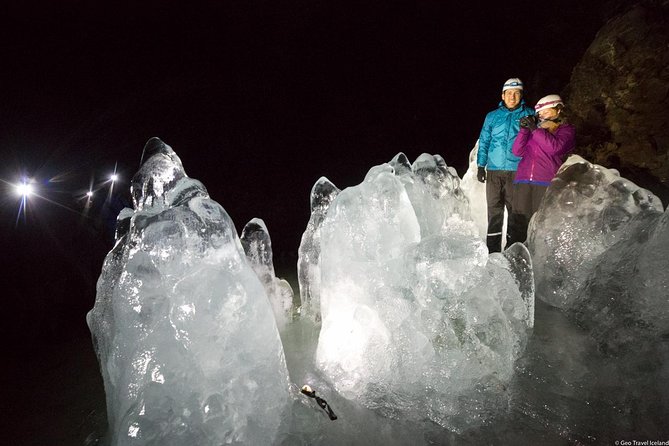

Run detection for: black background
[[1, 1, 611, 351]]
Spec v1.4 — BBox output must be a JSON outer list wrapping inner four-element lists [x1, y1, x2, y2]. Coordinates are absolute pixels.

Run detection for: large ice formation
[[524, 157, 669, 353], [522, 155, 669, 439], [87, 138, 290, 445], [527, 155, 664, 309], [304, 153, 534, 432], [88, 137, 669, 445]]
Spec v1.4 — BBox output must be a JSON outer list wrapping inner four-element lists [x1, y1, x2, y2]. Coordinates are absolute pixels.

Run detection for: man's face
[[502, 89, 522, 109]]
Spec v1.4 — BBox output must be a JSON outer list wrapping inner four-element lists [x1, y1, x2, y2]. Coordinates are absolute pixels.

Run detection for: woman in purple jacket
[[508, 94, 575, 245]]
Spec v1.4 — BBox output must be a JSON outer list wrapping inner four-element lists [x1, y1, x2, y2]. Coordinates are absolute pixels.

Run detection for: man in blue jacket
[[476, 78, 534, 253]]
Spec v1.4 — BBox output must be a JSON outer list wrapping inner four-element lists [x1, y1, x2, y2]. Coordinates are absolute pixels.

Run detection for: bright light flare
[[3, 171, 94, 226], [109, 161, 120, 183], [16, 182, 34, 197], [13, 179, 36, 225], [106, 162, 120, 200]]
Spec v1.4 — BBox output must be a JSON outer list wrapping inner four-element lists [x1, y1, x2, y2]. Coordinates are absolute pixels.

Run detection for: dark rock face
[[564, 1, 669, 204]]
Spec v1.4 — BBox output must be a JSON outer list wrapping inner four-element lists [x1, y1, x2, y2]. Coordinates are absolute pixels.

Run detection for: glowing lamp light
[[16, 182, 34, 197], [13, 179, 35, 225], [110, 174, 118, 182], [86, 191, 94, 198]]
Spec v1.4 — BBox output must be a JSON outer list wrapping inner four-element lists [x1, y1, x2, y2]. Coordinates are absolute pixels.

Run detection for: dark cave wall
[[564, 0, 669, 203]]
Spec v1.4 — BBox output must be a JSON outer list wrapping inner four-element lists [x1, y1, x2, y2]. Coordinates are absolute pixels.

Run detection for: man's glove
[[519, 115, 538, 131], [477, 166, 486, 183]]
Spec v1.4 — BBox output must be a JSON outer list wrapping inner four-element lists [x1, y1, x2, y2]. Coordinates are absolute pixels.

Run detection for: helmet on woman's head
[[535, 94, 564, 112]]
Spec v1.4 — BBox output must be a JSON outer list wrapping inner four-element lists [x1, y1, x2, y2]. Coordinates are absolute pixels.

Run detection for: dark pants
[[509, 182, 547, 245], [485, 170, 516, 253]]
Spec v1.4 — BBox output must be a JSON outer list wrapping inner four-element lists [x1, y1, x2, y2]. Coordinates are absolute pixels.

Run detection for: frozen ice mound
[[87, 138, 290, 445], [524, 155, 668, 431], [531, 183, 669, 439], [573, 205, 669, 353], [308, 153, 534, 432], [528, 154, 664, 310]]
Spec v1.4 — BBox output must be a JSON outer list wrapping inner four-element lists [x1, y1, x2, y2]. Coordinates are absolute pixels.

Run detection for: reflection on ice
[[89, 139, 668, 445]]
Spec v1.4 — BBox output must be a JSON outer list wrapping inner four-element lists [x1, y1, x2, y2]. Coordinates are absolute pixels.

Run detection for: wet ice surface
[[279, 297, 662, 445], [35, 288, 667, 446], [88, 140, 668, 445]]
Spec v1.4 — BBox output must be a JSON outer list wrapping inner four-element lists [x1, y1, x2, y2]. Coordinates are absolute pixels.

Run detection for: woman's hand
[[539, 120, 559, 133]]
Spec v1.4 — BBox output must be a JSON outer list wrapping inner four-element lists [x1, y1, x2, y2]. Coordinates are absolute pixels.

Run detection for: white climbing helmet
[[535, 94, 564, 112], [502, 78, 524, 92]]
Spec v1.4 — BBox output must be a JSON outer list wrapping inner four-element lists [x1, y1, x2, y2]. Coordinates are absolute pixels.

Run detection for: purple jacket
[[512, 123, 575, 185]]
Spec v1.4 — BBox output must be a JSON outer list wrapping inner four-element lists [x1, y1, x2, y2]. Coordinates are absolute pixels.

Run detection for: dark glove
[[477, 166, 486, 183], [519, 115, 538, 131]]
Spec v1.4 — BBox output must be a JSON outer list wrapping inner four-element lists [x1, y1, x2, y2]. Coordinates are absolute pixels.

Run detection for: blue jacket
[[477, 101, 534, 171]]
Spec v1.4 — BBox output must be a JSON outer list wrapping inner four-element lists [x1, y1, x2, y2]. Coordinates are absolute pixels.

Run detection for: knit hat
[[535, 94, 564, 112], [502, 78, 524, 92]]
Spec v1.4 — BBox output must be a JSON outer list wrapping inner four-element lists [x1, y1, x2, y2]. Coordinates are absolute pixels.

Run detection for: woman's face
[[538, 107, 559, 121]]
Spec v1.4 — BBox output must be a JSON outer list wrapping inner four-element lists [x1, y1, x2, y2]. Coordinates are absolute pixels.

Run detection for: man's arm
[[476, 113, 493, 168]]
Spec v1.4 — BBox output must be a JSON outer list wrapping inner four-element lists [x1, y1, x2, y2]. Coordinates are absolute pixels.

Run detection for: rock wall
[[564, 0, 669, 204]]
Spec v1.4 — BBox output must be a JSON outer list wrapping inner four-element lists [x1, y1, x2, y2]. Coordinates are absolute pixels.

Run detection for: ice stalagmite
[[460, 142, 494, 241], [87, 138, 290, 446], [297, 177, 340, 323], [240, 217, 296, 331]]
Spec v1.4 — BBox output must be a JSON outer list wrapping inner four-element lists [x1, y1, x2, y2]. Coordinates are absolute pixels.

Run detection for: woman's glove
[[519, 115, 538, 131]]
